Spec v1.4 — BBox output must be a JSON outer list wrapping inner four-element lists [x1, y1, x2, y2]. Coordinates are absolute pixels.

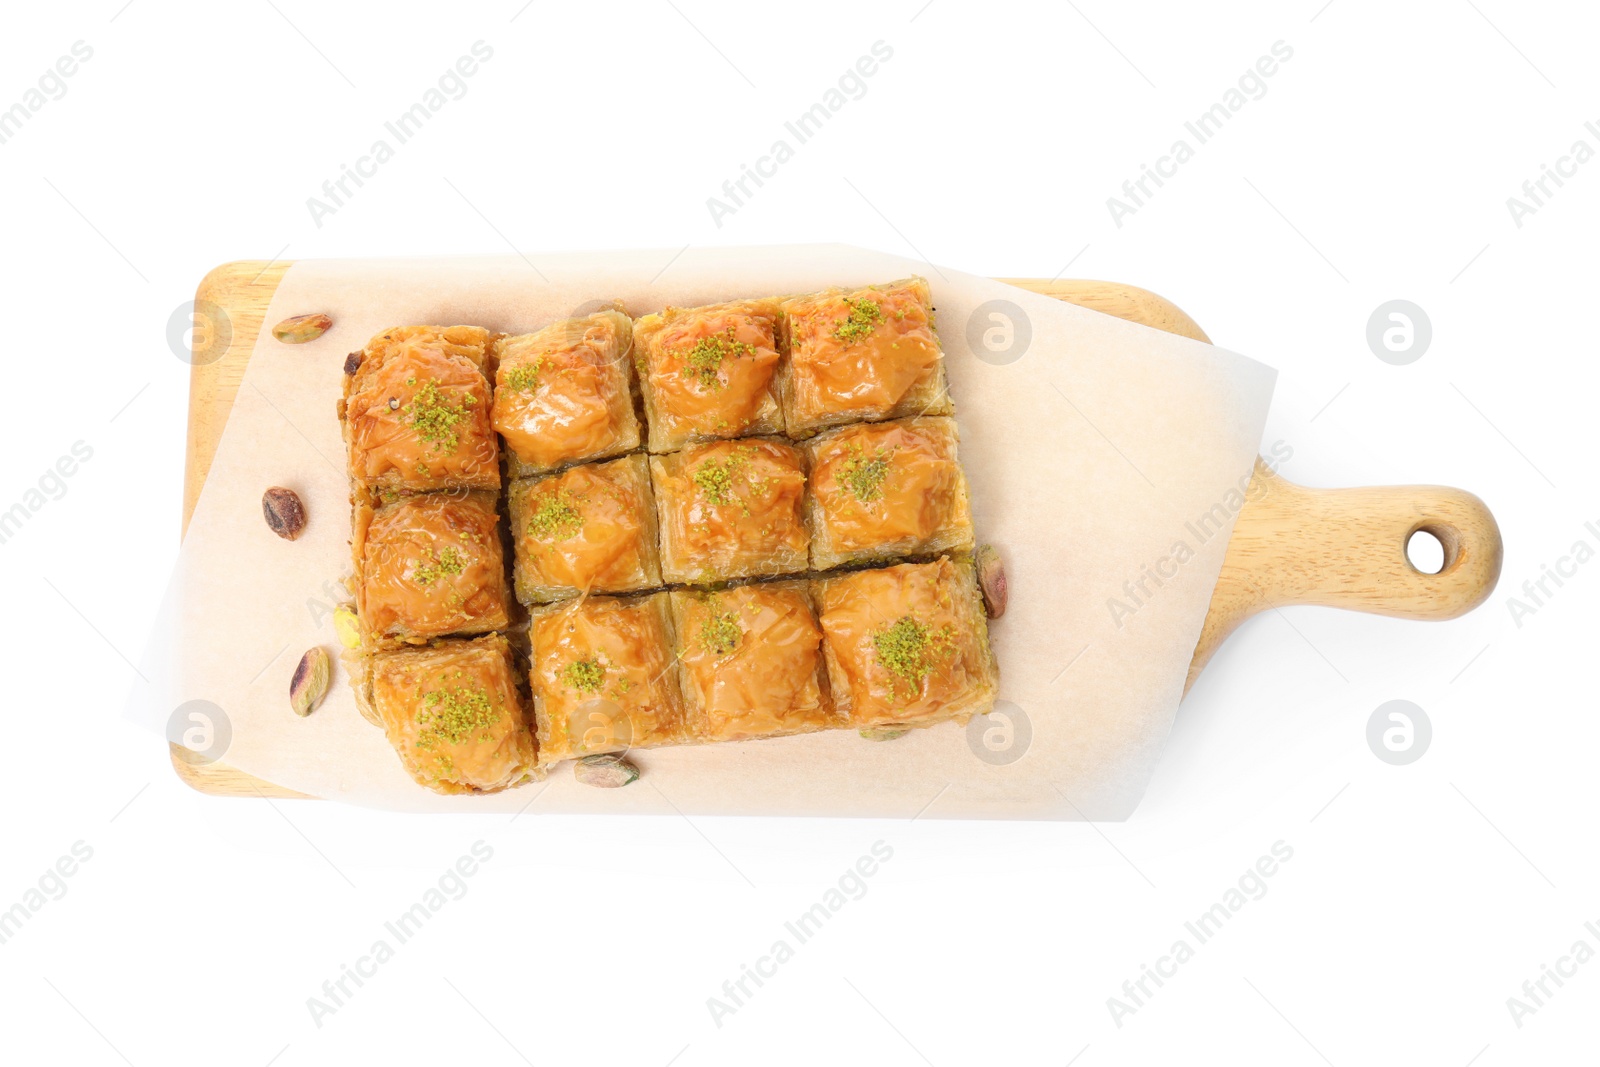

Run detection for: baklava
[[354, 490, 511, 647], [342, 276, 998, 788], [780, 277, 952, 437], [670, 581, 838, 743], [490, 311, 639, 477], [369, 633, 537, 794], [816, 556, 998, 730], [529, 593, 690, 762], [650, 438, 810, 584], [506, 453, 661, 604], [634, 298, 784, 452], [805, 416, 974, 569], [342, 326, 501, 494]]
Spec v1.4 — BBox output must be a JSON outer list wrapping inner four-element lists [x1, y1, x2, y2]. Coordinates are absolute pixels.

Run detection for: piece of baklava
[[354, 490, 511, 647], [506, 454, 661, 604], [490, 310, 639, 477], [780, 277, 952, 437], [342, 325, 501, 494], [650, 438, 810, 584], [634, 298, 784, 452], [369, 633, 537, 794], [671, 581, 839, 743], [529, 593, 689, 763], [816, 556, 998, 730], [805, 416, 974, 569]]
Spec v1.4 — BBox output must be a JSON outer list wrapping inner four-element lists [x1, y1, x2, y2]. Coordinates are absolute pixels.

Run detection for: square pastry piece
[[530, 593, 689, 763], [369, 634, 537, 795], [816, 557, 998, 730], [343, 325, 500, 494], [490, 310, 639, 477], [354, 490, 511, 647], [780, 277, 952, 437], [805, 416, 974, 569], [650, 438, 810, 584], [634, 298, 783, 452], [507, 454, 661, 605], [671, 582, 838, 743]]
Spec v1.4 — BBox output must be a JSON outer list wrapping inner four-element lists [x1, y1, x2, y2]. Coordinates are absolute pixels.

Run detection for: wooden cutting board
[[172, 261, 1503, 798]]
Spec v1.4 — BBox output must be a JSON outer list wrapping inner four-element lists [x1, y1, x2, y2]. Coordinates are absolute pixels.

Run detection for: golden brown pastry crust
[[816, 557, 998, 729], [343, 326, 501, 494], [370, 634, 537, 795], [354, 490, 511, 648], [529, 593, 688, 763], [507, 454, 661, 604], [650, 438, 810, 584], [671, 582, 838, 743], [490, 311, 639, 477], [805, 416, 974, 569], [780, 277, 952, 437], [635, 298, 784, 452]]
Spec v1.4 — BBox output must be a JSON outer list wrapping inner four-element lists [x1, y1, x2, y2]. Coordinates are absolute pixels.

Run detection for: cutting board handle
[[1186, 460, 1504, 687], [1235, 460, 1502, 616]]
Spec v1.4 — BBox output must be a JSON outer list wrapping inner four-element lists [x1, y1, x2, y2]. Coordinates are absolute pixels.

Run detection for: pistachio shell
[[574, 753, 639, 788], [976, 544, 1007, 619], [272, 313, 332, 344], [332, 606, 361, 650], [262, 487, 306, 541], [860, 727, 910, 742], [290, 646, 331, 717]]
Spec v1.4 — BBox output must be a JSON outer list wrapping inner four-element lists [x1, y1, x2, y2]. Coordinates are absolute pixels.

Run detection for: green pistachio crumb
[[561, 657, 606, 694], [699, 610, 742, 656], [412, 545, 466, 586], [527, 489, 583, 541], [680, 327, 754, 390], [833, 297, 883, 343], [872, 616, 955, 696], [406, 379, 470, 453], [691, 451, 750, 506], [413, 685, 500, 749], [504, 359, 544, 392], [838, 444, 895, 503]]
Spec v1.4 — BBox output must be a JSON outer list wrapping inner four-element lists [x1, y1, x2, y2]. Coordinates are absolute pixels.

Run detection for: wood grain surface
[[171, 261, 1502, 798]]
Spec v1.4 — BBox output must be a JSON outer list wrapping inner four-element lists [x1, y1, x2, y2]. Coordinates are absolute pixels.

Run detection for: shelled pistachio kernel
[[860, 727, 910, 741], [332, 606, 361, 650], [574, 753, 639, 788], [290, 647, 331, 717], [976, 544, 1007, 619], [272, 313, 332, 344], [262, 487, 306, 540]]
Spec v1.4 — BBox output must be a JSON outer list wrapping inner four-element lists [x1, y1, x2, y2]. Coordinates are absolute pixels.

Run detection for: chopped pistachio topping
[[699, 610, 742, 656], [414, 684, 500, 749], [504, 358, 544, 392], [406, 379, 472, 453], [872, 615, 954, 694], [833, 297, 883, 343], [679, 327, 753, 390], [412, 545, 466, 587], [837, 445, 895, 503], [561, 657, 606, 694], [691, 450, 750, 506], [527, 489, 583, 541]]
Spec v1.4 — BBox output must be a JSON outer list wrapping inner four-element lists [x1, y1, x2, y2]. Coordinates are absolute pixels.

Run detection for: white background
[[1, 1, 1594, 1064]]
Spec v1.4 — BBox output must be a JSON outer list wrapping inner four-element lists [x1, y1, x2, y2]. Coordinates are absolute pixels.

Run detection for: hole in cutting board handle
[[1407, 525, 1456, 575]]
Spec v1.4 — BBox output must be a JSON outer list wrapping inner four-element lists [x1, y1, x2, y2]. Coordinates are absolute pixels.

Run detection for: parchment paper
[[129, 246, 1275, 819]]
